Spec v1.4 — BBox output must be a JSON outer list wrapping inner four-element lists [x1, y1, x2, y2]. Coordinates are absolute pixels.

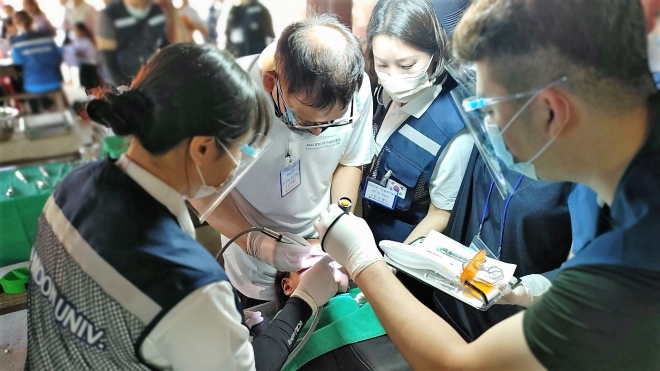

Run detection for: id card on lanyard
[[363, 170, 399, 209], [469, 175, 525, 259], [280, 138, 301, 198]]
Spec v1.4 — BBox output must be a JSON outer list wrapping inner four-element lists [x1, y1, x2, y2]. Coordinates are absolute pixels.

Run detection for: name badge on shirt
[[363, 178, 398, 210], [469, 234, 498, 259], [280, 159, 301, 198]]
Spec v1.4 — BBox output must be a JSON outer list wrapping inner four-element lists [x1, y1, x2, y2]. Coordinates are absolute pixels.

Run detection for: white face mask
[[126, 4, 152, 19], [484, 94, 560, 180], [376, 56, 434, 103], [189, 141, 240, 199]]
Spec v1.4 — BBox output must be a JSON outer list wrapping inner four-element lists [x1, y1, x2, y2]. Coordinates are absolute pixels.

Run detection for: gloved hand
[[314, 204, 384, 279], [247, 231, 312, 272], [497, 274, 552, 307], [292, 255, 338, 311]]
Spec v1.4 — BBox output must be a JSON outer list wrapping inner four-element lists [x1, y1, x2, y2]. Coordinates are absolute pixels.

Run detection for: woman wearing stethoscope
[[362, 0, 474, 247], [26, 44, 337, 370]]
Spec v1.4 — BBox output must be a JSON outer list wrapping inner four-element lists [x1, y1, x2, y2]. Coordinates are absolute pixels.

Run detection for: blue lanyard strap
[[478, 175, 525, 260], [478, 181, 496, 236]]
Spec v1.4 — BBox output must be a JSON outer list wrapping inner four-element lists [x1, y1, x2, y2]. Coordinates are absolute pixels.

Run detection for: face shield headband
[[447, 63, 513, 198], [448, 63, 567, 197], [191, 133, 273, 223]]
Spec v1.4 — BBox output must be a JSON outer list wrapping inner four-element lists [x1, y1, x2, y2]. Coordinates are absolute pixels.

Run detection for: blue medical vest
[[363, 77, 465, 243], [561, 101, 660, 272], [26, 159, 239, 369], [11, 32, 62, 93]]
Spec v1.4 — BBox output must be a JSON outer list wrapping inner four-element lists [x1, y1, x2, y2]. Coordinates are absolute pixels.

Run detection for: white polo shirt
[[223, 53, 375, 300], [375, 84, 474, 211]]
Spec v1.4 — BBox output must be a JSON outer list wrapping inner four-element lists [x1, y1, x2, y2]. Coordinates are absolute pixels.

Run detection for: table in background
[[0, 162, 76, 267]]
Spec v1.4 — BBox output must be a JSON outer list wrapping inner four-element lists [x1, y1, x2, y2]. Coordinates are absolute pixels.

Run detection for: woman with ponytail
[[26, 43, 337, 371]]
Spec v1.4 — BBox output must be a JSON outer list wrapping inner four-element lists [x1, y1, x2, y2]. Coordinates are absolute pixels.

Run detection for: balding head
[[275, 14, 364, 111]]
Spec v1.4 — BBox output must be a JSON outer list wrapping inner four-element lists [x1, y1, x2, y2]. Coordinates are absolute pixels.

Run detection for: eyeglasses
[[462, 76, 568, 115], [274, 79, 359, 129]]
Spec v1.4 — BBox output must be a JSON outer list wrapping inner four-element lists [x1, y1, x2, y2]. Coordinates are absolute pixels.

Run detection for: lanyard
[[477, 174, 524, 259]]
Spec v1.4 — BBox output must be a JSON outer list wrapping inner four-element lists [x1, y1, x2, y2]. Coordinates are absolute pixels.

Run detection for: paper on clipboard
[[381, 230, 517, 310]]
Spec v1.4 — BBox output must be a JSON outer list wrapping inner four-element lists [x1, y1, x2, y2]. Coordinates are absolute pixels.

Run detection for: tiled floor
[[0, 262, 28, 371], [0, 310, 26, 371]]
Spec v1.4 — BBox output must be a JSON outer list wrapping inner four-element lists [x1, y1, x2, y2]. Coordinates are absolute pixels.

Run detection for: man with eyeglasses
[[312, 0, 660, 369], [192, 14, 373, 305]]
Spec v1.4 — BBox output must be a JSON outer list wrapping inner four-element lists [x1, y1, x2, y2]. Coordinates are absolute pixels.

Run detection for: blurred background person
[[96, 0, 178, 85], [23, 0, 56, 37], [11, 10, 62, 111], [62, 0, 98, 40], [225, 0, 274, 57], [72, 22, 100, 90], [175, 0, 208, 43], [0, 16, 17, 57], [206, 0, 223, 45], [3, 4, 15, 19]]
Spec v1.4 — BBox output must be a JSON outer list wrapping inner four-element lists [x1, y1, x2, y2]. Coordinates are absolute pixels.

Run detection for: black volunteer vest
[[105, 3, 167, 79]]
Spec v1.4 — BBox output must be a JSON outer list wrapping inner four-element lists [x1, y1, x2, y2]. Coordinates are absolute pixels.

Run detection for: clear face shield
[[192, 133, 273, 223], [447, 63, 513, 198]]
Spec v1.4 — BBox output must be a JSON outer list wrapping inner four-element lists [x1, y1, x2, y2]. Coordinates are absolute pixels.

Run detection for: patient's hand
[[334, 265, 349, 293]]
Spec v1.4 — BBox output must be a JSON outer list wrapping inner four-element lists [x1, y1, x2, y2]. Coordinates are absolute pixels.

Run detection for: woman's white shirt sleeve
[[429, 129, 474, 211], [139, 281, 255, 370]]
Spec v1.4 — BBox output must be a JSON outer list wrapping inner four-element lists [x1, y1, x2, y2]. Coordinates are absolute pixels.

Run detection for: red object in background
[[1, 76, 23, 112]]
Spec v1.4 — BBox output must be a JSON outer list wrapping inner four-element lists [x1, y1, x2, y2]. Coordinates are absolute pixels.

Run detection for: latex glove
[[292, 255, 338, 311], [300, 253, 349, 293], [247, 231, 312, 272], [497, 274, 552, 307], [244, 310, 264, 328], [314, 204, 384, 279]]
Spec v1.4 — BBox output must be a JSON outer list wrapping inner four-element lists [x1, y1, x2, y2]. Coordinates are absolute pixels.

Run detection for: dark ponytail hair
[[366, 0, 452, 85], [87, 43, 271, 155]]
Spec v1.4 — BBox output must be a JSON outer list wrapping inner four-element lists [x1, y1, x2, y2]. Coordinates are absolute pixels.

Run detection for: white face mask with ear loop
[[126, 4, 152, 19], [376, 54, 435, 103], [190, 140, 240, 199], [484, 94, 569, 180]]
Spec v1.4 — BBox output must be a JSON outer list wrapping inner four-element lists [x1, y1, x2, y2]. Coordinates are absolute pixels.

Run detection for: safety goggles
[[215, 137, 261, 165], [462, 76, 568, 117], [274, 79, 359, 129], [193, 133, 273, 223], [447, 62, 567, 198]]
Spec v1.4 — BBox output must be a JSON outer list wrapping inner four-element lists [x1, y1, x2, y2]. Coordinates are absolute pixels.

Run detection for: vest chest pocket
[[381, 148, 423, 212]]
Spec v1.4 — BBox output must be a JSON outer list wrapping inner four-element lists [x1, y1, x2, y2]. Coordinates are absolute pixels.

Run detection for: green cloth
[[101, 136, 128, 159], [283, 288, 387, 371], [0, 162, 74, 267]]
